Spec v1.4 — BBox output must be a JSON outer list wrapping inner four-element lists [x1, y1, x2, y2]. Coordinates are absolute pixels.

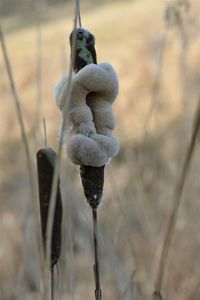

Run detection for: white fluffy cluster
[[54, 62, 119, 167]]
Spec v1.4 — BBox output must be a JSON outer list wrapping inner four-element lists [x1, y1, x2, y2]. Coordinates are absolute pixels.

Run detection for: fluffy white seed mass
[[54, 62, 119, 167]]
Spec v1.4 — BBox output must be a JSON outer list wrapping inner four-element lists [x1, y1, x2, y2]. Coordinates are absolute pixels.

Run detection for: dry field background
[[1, 0, 200, 299]]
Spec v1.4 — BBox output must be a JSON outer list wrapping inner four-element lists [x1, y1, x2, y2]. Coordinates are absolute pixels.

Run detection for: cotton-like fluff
[[54, 62, 119, 167]]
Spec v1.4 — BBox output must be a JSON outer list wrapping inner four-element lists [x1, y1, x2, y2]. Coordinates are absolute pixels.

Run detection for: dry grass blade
[[43, 118, 48, 148], [0, 24, 46, 295], [141, 33, 167, 142], [45, 3, 78, 299], [92, 209, 102, 300], [35, 22, 43, 130], [121, 270, 137, 300], [107, 167, 137, 260], [76, 0, 82, 27], [154, 97, 200, 296], [0, 25, 36, 204]]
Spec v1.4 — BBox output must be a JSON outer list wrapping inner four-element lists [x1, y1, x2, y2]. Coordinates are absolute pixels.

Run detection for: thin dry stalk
[[0, 24, 45, 296], [121, 270, 137, 300], [76, 0, 82, 27], [68, 215, 75, 300], [141, 33, 167, 142], [106, 170, 144, 300], [51, 267, 54, 300], [107, 167, 137, 260], [102, 227, 130, 298], [93, 209, 102, 300], [43, 118, 48, 148], [45, 4, 78, 299], [0, 26, 36, 208], [60, 46, 67, 74], [35, 22, 43, 131], [142, 0, 190, 142], [154, 97, 200, 297]]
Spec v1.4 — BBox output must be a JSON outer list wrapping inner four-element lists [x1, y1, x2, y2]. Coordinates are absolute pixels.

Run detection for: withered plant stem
[[36, 22, 42, 132], [76, 0, 82, 27], [0, 24, 46, 297], [0, 26, 36, 211], [154, 98, 200, 297], [92, 209, 102, 300], [43, 118, 48, 149], [45, 6, 78, 299], [51, 267, 54, 300]]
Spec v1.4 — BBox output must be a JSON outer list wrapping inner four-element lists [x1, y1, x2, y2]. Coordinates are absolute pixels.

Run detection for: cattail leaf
[[36, 148, 63, 269]]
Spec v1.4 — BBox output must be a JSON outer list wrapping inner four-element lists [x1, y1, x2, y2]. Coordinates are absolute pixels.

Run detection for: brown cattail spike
[[80, 165, 104, 209], [37, 148, 63, 269], [70, 28, 97, 73]]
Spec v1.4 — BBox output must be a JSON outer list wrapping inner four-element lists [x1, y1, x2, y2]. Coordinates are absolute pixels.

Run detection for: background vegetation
[[1, 0, 200, 299]]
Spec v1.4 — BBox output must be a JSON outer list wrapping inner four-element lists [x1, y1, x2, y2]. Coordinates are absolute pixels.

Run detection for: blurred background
[[1, 0, 200, 299]]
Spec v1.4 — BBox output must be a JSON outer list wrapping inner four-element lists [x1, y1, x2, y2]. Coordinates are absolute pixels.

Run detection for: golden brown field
[[1, 0, 200, 299]]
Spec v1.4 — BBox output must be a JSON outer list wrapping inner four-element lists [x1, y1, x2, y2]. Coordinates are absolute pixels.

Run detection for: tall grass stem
[[154, 97, 200, 295]]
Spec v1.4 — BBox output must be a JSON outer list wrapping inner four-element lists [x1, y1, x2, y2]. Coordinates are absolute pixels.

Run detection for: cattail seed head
[[80, 165, 104, 209], [36, 148, 63, 269]]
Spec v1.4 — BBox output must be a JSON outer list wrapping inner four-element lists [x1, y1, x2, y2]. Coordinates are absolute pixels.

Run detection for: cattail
[[72, 28, 103, 300], [36, 147, 62, 270], [80, 165, 104, 209], [70, 28, 97, 72], [54, 26, 119, 300], [69, 28, 118, 210]]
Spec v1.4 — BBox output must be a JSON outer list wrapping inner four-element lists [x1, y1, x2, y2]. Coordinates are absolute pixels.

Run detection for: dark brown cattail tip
[[80, 165, 104, 209], [70, 27, 97, 73], [95, 289, 102, 300], [36, 147, 63, 269], [152, 290, 163, 300]]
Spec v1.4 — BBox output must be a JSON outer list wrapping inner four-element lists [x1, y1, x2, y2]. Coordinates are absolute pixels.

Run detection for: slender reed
[[93, 209, 102, 300], [35, 22, 43, 131], [76, 0, 82, 27], [141, 33, 167, 142], [0, 26, 36, 209], [43, 118, 48, 149], [142, 0, 190, 141], [45, 4, 78, 299], [153, 97, 200, 298], [0, 24, 46, 295]]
